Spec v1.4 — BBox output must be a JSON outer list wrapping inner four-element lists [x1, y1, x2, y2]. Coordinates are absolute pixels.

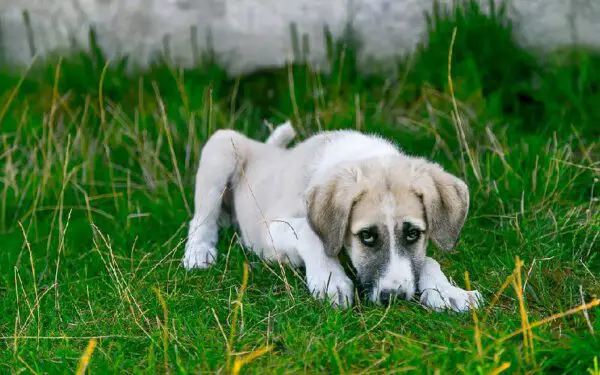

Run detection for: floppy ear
[[415, 162, 470, 251], [306, 168, 363, 256]]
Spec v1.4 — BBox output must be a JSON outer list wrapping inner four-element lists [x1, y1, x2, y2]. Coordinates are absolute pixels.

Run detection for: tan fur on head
[[306, 166, 364, 256], [307, 157, 469, 255], [412, 160, 470, 251]]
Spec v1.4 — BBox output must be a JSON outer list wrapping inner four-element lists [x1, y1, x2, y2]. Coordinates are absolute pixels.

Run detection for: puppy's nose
[[379, 290, 406, 305]]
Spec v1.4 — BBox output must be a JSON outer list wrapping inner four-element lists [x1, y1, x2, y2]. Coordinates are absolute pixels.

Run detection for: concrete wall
[[1, 0, 600, 76]]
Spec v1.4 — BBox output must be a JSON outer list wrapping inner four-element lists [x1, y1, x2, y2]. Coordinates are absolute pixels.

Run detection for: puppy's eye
[[405, 228, 421, 244], [357, 229, 378, 247]]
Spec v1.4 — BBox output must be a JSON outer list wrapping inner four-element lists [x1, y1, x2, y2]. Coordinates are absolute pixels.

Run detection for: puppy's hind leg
[[183, 130, 251, 270]]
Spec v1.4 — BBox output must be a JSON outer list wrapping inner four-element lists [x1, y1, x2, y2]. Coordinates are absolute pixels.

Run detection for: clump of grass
[[413, 0, 540, 119], [0, 1, 599, 373]]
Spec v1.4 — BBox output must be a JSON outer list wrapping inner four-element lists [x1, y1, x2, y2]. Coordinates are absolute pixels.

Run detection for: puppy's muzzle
[[378, 289, 410, 305]]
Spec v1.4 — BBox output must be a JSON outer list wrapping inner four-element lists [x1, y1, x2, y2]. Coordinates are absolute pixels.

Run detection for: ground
[[0, 2, 599, 374]]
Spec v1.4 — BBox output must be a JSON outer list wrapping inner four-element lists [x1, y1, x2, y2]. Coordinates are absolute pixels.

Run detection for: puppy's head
[[307, 156, 469, 305]]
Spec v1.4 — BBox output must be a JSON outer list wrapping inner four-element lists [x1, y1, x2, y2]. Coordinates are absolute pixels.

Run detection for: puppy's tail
[[265, 121, 297, 148]]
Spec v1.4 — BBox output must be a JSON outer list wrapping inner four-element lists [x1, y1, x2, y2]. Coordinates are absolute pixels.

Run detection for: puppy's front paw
[[420, 287, 482, 313], [182, 240, 217, 270], [307, 271, 354, 309], [451, 289, 483, 312]]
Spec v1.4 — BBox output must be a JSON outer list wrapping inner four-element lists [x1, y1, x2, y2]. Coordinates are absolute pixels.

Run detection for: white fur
[[374, 255, 415, 301], [269, 218, 354, 307], [183, 122, 481, 311], [419, 257, 483, 312], [308, 132, 398, 190], [265, 120, 297, 147], [371, 193, 416, 302]]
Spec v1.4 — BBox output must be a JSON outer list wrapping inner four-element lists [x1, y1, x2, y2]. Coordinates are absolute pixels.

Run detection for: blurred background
[[2, 0, 600, 75]]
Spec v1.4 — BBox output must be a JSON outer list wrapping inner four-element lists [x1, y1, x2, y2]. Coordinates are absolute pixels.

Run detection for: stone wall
[[1, 0, 599, 75]]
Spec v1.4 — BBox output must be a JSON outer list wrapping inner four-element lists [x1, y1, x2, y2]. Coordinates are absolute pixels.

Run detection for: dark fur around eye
[[402, 223, 422, 245], [357, 227, 379, 247]]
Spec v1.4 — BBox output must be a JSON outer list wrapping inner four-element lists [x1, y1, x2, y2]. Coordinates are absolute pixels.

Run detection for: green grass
[[1, 1, 599, 373]]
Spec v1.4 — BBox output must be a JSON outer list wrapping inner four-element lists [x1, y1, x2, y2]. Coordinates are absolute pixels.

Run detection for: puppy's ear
[[415, 162, 469, 251], [307, 168, 363, 256]]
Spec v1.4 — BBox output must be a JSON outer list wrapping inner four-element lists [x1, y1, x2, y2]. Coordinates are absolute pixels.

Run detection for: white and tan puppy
[[182, 122, 482, 311]]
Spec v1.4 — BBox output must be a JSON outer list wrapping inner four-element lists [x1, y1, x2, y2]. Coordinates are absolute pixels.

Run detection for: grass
[[1, 1, 599, 373]]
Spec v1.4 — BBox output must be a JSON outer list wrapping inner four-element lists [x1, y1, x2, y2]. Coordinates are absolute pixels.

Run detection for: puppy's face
[[308, 156, 469, 305], [347, 183, 426, 303]]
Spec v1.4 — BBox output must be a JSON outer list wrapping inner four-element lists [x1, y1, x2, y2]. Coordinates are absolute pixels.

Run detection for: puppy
[[182, 122, 482, 311]]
